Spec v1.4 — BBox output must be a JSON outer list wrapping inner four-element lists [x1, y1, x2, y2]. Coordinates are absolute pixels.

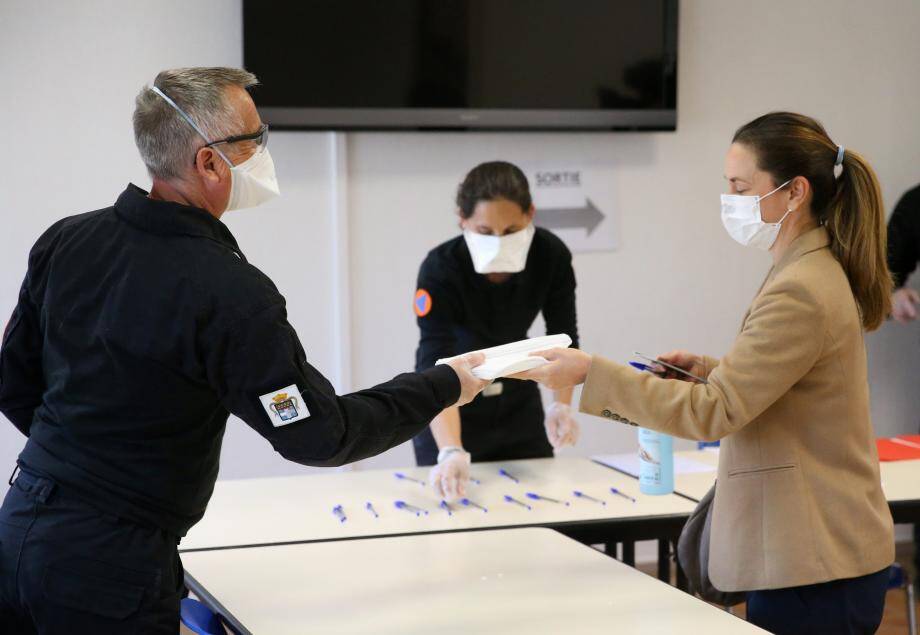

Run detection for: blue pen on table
[[526, 492, 570, 506], [365, 502, 379, 518], [332, 505, 347, 523], [460, 498, 488, 513], [394, 500, 428, 516], [573, 491, 606, 506], [394, 472, 425, 486], [610, 487, 638, 503], [439, 500, 454, 516], [498, 468, 520, 483], [504, 495, 532, 510]]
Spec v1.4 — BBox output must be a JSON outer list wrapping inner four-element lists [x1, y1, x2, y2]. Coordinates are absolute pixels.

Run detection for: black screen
[[243, 0, 678, 129]]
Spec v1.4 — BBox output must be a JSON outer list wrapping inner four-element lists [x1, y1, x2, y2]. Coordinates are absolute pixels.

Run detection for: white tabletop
[[596, 450, 920, 507], [880, 459, 920, 503], [182, 528, 766, 635], [592, 450, 718, 502], [181, 457, 696, 552]]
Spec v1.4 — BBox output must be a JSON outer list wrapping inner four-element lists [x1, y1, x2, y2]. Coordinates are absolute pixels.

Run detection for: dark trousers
[[746, 567, 889, 635], [0, 467, 184, 634], [915, 524, 920, 584]]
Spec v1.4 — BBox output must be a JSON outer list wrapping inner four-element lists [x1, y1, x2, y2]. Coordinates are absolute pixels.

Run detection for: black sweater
[[888, 184, 920, 289], [0, 184, 459, 536]]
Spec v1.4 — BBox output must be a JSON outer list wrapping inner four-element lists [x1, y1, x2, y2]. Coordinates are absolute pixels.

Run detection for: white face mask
[[463, 223, 535, 273], [720, 179, 793, 250], [222, 147, 280, 212], [151, 86, 280, 212]]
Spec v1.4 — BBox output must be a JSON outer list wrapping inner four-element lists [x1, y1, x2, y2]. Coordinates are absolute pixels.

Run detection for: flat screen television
[[243, 0, 678, 131]]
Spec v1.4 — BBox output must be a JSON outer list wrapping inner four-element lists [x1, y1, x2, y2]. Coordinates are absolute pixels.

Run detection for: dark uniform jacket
[[888, 184, 920, 288], [0, 184, 459, 536]]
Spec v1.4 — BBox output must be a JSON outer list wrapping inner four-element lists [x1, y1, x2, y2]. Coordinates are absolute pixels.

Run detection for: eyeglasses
[[205, 123, 269, 153], [150, 86, 271, 167]]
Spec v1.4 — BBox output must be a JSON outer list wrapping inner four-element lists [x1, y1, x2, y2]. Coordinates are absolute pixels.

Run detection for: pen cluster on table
[[330, 469, 637, 523]]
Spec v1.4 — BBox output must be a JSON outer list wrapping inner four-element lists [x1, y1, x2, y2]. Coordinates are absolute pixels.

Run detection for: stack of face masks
[[436, 334, 573, 380]]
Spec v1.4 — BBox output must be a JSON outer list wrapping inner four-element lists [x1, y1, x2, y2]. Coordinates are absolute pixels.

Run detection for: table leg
[[674, 540, 688, 591], [657, 539, 670, 582], [621, 541, 635, 567]]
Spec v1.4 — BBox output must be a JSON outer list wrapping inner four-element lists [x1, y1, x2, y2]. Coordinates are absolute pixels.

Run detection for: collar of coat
[[773, 225, 831, 274]]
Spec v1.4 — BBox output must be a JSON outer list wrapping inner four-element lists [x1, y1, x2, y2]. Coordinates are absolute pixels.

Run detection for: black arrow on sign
[[535, 198, 605, 236]]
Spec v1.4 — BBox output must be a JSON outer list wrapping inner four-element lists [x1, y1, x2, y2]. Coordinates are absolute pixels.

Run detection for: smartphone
[[633, 352, 709, 384]]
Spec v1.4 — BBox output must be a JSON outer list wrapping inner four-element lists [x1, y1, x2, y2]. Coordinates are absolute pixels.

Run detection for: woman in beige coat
[[520, 112, 895, 635]]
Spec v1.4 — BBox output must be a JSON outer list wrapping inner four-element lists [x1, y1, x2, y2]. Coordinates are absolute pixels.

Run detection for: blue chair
[[180, 597, 224, 635], [888, 563, 917, 635]]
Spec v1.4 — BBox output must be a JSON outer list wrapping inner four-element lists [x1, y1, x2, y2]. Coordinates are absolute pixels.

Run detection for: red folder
[[876, 436, 920, 462]]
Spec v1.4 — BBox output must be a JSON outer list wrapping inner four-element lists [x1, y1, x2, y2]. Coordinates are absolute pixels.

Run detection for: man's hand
[[655, 350, 707, 383], [892, 287, 920, 324], [428, 447, 471, 502], [444, 352, 490, 407], [544, 402, 580, 448], [514, 348, 593, 391]]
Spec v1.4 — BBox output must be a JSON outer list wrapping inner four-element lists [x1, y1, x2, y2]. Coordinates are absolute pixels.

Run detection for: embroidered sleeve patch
[[259, 384, 311, 427], [414, 289, 433, 317]]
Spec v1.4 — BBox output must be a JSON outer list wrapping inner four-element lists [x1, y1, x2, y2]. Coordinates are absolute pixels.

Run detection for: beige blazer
[[580, 226, 894, 592]]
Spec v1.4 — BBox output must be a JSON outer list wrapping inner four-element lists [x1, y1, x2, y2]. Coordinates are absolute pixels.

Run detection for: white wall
[[348, 0, 920, 468], [0, 0, 339, 481], [2, 0, 920, 488]]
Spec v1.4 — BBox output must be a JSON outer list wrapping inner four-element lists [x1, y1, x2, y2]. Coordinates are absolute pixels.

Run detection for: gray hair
[[133, 67, 259, 181]]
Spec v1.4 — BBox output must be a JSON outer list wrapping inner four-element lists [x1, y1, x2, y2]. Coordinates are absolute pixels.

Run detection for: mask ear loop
[[759, 178, 793, 201], [772, 208, 795, 226], [760, 179, 795, 225], [150, 86, 233, 167]]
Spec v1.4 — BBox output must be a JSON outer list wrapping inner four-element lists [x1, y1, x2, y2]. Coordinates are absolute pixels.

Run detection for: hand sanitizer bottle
[[638, 428, 674, 495]]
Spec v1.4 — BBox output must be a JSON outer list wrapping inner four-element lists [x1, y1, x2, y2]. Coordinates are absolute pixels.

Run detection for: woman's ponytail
[[824, 149, 892, 330]]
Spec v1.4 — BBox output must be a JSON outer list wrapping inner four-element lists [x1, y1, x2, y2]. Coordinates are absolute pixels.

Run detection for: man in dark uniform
[[0, 67, 487, 634], [886, 182, 920, 588]]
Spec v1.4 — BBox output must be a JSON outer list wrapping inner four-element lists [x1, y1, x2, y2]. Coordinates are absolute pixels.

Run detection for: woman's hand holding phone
[[652, 350, 708, 383]]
